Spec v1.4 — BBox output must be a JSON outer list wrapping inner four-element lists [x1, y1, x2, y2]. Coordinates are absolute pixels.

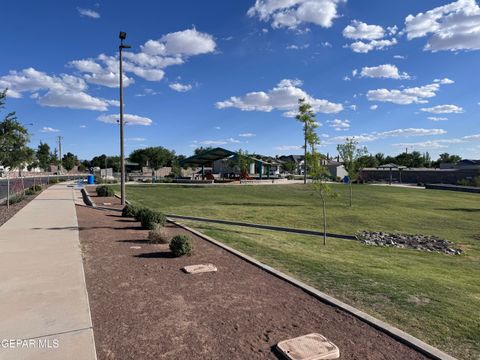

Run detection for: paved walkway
[[0, 183, 96, 359]]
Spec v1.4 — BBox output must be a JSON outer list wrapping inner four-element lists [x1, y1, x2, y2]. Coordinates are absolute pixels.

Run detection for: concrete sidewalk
[[0, 183, 96, 360]]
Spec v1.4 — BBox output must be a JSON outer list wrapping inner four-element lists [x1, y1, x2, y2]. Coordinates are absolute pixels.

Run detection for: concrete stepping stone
[[277, 333, 339, 360], [182, 264, 217, 274], [130, 246, 142, 249]]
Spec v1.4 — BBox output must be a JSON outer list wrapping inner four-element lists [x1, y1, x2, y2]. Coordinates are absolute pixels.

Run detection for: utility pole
[[57, 136, 63, 173], [119, 31, 131, 206]]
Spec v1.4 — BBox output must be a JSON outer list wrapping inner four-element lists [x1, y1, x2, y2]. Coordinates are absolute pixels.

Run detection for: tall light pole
[[119, 31, 131, 206]]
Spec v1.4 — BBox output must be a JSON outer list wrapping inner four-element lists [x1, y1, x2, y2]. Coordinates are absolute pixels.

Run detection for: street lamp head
[[119, 31, 127, 40]]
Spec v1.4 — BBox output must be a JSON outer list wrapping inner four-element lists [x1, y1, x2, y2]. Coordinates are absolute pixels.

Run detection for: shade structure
[[180, 147, 237, 167]]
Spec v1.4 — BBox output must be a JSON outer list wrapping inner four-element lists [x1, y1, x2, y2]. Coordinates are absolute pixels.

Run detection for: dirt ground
[[77, 198, 430, 360]]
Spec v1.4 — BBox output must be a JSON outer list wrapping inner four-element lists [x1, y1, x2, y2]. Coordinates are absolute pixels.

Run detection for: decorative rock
[[355, 231, 463, 255], [130, 246, 142, 249], [277, 333, 340, 360], [182, 264, 217, 274]]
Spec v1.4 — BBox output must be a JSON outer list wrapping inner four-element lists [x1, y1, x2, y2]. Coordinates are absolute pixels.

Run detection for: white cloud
[[40, 127, 60, 133], [405, 0, 480, 52], [200, 140, 228, 146], [367, 80, 453, 105], [342, 20, 397, 53], [394, 55, 406, 59], [216, 79, 343, 116], [328, 119, 350, 131], [247, 0, 344, 29], [346, 38, 397, 53], [38, 91, 112, 111], [286, 44, 310, 50], [343, 20, 385, 40], [0, 67, 122, 111], [393, 140, 456, 149], [77, 8, 100, 19], [274, 145, 303, 151], [126, 137, 146, 141], [79, 125, 87, 128], [69, 28, 215, 87], [199, 137, 241, 146], [169, 82, 192, 92], [464, 134, 480, 140], [420, 104, 464, 113], [360, 64, 410, 79], [239, 133, 256, 137], [214, 126, 221, 130], [326, 128, 448, 145], [160, 28, 216, 55], [98, 114, 153, 126], [428, 116, 448, 121], [370, 104, 378, 110], [226, 137, 241, 143]]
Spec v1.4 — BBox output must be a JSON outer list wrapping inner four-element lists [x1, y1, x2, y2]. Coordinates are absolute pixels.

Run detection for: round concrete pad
[[277, 333, 340, 360], [182, 264, 217, 274]]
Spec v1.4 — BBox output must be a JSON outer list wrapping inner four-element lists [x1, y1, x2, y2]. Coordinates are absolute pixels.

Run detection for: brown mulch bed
[[77, 203, 429, 360]]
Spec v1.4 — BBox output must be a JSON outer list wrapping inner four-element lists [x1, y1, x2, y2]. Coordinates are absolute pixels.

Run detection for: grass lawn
[[122, 183, 480, 359]]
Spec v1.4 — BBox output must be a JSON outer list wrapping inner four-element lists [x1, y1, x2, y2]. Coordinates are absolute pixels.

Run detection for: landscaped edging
[[81, 188, 96, 207], [169, 219, 457, 360], [165, 214, 356, 240]]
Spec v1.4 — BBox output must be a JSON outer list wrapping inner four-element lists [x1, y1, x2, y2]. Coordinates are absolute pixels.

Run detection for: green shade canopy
[[180, 147, 236, 166]]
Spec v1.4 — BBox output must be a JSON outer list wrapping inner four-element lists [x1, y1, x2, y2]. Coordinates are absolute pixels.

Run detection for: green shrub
[[169, 235, 193, 257], [134, 207, 148, 221], [137, 208, 166, 230], [25, 185, 42, 195], [122, 203, 139, 218], [48, 178, 58, 184], [148, 227, 169, 244], [8, 194, 26, 204], [96, 185, 115, 197]]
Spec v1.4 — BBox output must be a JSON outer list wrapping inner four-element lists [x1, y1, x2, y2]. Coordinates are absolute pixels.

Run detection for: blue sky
[[1, 0, 479, 160]]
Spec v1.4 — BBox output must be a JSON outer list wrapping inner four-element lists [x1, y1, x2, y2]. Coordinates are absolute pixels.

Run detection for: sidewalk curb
[[169, 219, 457, 360]]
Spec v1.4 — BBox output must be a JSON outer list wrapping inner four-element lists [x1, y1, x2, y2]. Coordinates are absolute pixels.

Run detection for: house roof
[[377, 163, 407, 169]]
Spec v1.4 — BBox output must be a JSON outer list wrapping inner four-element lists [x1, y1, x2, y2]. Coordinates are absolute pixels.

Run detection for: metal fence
[[0, 174, 88, 208]]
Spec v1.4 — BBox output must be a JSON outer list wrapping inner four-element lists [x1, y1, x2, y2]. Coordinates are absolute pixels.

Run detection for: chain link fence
[[0, 174, 87, 208]]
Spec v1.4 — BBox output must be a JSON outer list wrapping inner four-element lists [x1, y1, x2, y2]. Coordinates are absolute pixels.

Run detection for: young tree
[[62, 152, 78, 171], [296, 98, 318, 184], [337, 138, 368, 207], [0, 89, 33, 174], [281, 160, 296, 174], [236, 149, 251, 179], [36, 142, 51, 171], [307, 134, 334, 246]]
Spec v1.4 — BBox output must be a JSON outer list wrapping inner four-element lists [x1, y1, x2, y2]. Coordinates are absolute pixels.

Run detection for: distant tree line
[[355, 151, 462, 170]]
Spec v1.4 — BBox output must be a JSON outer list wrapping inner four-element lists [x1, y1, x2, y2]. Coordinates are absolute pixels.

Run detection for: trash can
[[87, 175, 94, 185]]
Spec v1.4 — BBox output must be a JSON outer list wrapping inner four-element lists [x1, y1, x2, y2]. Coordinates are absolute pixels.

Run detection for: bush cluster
[[25, 185, 42, 195], [8, 194, 26, 204], [169, 235, 193, 257], [96, 185, 115, 197], [122, 203, 139, 218], [148, 226, 170, 244], [48, 178, 58, 184], [133, 207, 166, 230]]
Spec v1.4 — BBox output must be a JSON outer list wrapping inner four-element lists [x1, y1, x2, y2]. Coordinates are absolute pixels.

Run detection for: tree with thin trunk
[[296, 98, 318, 184], [337, 138, 367, 207], [308, 134, 335, 246]]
